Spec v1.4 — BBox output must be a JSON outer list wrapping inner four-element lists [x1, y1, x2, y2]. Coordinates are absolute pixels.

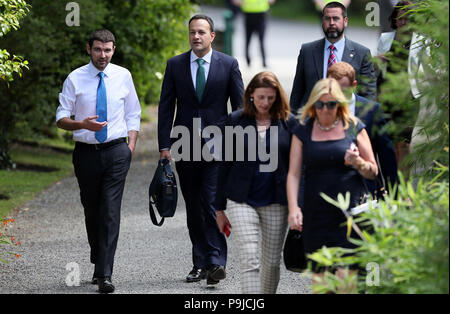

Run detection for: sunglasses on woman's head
[[314, 100, 338, 110]]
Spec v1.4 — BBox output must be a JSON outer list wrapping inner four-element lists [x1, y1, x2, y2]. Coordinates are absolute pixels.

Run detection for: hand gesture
[[81, 115, 107, 132], [344, 142, 360, 167]]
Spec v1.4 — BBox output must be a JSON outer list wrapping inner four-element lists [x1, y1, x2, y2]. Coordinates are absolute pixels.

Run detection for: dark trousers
[[73, 140, 131, 278], [175, 160, 227, 269], [244, 12, 267, 66]]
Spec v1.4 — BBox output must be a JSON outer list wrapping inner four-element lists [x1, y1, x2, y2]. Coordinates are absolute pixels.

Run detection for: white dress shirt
[[56, 61, 141, 144], [323, 37, 346, 79], [349, 92, 356, 116], [190, 49, 212, 88]]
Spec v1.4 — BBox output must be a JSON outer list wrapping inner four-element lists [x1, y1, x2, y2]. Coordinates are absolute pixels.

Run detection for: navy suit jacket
[[214, 110, 299, 211], [158, 50, 244, 151], [355, 94, 398, 195], [290, 37, 376, 114]]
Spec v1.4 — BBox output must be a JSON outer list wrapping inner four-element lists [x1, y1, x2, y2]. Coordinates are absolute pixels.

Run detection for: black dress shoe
[[98, 277, 115, 293], [91, 276, 98, 285], [186, 267, 206, 283], [206, 265, 226, 285]]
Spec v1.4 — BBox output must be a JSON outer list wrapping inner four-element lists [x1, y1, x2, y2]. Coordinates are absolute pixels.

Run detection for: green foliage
[[309, 165, 449, 294], [379, 0, 449, 177], [0, 0, 29, 82], [103, 0, 193, 104], [0, 0, 30, 168], [0, 218, 21, 263], [0, 0, 29, 36]]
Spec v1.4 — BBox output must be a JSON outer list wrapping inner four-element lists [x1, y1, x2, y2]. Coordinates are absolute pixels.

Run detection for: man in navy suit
[[327, 61, 397, 196], [290, 1, 376, 115], [158, 14, 244, 284]]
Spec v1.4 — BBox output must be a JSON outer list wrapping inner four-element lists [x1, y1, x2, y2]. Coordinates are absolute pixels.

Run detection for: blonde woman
[[286, 78, 378, 289]]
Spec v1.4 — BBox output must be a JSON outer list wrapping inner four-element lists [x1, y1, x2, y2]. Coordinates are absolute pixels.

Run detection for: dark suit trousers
[[244, 12, 267, 65], [73, 140, 131, 278], [175, 160, 227, 268]]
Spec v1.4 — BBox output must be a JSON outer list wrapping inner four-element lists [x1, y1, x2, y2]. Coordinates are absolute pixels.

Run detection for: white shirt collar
[[88, 61, 111, 77], [190, 49, 213, 64], [349, 92, 356, 115]]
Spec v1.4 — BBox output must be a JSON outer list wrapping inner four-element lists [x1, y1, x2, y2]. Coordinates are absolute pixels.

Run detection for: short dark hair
[[389, 1, 413, 30], [88, 29, 115, 48], [323, 1, 347, 18], [189, 14, 215, 33]]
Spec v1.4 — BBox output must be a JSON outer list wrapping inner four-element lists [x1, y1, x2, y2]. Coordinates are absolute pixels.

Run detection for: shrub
[[308, 164, 449, 294]]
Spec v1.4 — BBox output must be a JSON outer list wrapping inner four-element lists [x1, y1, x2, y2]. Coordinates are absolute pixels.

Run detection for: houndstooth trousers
[[226, 199, 288, 294]]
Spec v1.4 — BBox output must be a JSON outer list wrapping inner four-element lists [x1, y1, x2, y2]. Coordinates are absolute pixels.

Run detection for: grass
[[0, 138, 74, 219]]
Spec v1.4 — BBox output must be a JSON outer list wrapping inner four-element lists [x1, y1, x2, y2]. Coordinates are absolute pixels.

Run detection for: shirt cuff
[[55, 109, 71, 123]]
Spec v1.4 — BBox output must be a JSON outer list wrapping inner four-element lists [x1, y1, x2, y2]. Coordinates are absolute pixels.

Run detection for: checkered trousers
[[226, 199, 288, 294]]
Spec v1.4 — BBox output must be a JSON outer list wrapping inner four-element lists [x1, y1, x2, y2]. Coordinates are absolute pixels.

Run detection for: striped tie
[[327, 44, 337, 69]]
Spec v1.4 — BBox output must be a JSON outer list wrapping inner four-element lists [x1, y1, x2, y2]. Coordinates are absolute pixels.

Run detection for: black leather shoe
[[186, 267, 206, 283], [91, 276, 98, 285], [98, 277, 115, 293], [206, 265, 226, 285]]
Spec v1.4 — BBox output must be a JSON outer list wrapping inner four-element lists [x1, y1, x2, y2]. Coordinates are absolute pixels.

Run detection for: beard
[[323, 27, 344, 40]]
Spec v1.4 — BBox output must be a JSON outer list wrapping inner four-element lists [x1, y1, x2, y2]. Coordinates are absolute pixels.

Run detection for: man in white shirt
[[56, 29, 141, 293]]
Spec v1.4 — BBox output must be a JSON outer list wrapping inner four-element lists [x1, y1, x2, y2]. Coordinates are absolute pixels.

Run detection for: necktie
[[196, 58, 206, 102], [328, 44, 337, 69], [95, 72, 107, 143]]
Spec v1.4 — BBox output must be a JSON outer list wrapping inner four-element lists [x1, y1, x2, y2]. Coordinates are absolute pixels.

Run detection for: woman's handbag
[[148, 158, 178, 226], [283, 229, 307, 273]]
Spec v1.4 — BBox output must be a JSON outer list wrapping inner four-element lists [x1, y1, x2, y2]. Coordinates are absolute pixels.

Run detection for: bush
[[0, 0, 30, 169], [309, 164, 449, 294]]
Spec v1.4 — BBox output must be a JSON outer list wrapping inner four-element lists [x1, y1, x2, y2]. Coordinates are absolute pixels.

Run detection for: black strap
[[149, 196, 164, 227]]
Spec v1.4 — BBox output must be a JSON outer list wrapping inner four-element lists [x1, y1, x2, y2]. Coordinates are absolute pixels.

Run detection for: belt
[[75, 138, 126, 150]]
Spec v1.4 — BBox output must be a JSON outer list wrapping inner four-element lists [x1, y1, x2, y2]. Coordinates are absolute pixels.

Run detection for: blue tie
[[95, 72, 107, 143]]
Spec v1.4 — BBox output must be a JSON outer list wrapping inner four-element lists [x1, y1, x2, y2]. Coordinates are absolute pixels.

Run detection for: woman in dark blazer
[[214, 71, 298, 294]]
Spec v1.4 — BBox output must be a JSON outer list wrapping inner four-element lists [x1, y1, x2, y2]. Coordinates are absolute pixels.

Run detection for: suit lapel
[[313, 39, 325, 80], [201, 50, 219, 106], [184, 51, 199, 105], [342, 38, 356, 67]]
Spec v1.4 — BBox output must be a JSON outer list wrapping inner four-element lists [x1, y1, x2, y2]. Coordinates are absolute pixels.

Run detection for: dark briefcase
[[148, 158, 178, 226]]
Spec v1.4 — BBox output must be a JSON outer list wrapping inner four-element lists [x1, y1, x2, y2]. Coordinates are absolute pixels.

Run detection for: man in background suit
[[158, 15, 244, 285], [327, 61, 397, 196], [290, 1, 376, 114]]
